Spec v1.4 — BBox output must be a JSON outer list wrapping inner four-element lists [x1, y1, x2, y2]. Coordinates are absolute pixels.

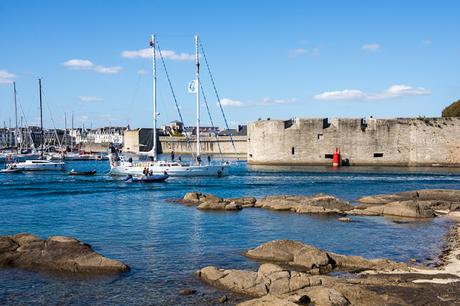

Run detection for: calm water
[[1, 160, 460, 305]]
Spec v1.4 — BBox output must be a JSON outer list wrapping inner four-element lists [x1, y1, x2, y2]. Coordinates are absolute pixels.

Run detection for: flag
[[188, 80, 197, 93]]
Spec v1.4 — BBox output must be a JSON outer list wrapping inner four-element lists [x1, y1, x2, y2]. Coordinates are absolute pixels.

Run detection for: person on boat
[[178, 156, 182, 162], [197, 156, 202, 165], [207, 155, 211, 165], [149, 170, 153, 176], [171, 150, 175, 162], [128, 157, 133, 163]]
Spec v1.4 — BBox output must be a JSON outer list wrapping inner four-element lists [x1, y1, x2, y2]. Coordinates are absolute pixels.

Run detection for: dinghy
[[0, 167, 23, 174], [125, 173, 168, 183], [68, 169, 96, 176]]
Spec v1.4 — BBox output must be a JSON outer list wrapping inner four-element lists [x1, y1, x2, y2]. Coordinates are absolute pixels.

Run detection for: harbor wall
[[247, 117, 460, 166], [123, 129, 246, 157], [159, 136, 247, 157]]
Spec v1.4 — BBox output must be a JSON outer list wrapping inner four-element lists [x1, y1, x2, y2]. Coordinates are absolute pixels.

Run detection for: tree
[[442, 99, 460, 117]]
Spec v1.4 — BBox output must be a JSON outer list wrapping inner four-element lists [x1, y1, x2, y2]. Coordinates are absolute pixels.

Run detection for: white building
[[0, 128, 15, 148], [86, 127, 127, 145]]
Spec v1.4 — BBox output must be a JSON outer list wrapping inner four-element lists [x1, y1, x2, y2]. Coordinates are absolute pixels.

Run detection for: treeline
[[442, 99, 460, 117]]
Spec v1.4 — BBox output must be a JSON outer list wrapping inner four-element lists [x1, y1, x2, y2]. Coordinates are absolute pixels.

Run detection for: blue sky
[[0, 0, 459, 129]]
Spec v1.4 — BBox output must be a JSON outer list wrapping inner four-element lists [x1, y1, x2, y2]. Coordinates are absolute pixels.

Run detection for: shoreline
[[184, 189, 460, 304]]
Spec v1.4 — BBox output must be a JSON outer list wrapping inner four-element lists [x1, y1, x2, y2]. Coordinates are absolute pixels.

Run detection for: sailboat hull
[[150, 164, 229, 177], [109, 159, 229, 177], [11, 160, 65, 171]]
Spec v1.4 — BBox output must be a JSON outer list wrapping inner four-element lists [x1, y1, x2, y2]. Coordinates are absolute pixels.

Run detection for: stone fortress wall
[[247, 117, 460, 166]]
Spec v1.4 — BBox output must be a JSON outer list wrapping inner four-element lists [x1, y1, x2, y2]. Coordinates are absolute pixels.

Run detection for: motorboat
[[0, 166, 23, 174], [125, 173, 168, 183], [68, 169, 96, 176]]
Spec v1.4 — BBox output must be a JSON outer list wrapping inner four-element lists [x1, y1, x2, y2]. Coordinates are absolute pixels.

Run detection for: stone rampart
[[247, 117, 460, 166]]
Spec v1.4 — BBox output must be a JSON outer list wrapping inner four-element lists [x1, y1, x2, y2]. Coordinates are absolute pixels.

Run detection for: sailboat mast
[[71, 112, 74, 151], [39, 78, 44, 159], [64, 112, 67, 148], [13, 82, 18, 152], [150, 34, 157, 161], [195, 34, 200, 160]]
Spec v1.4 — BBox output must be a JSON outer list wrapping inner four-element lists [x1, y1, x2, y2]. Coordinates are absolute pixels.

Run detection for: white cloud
[[361, 43, 381, 52], [63, 59, 122, 74], [258, 98, 298, 105], [374, 84, 430, 99], [314, 90, 367, 101], [220, 98, 245, 107], [121, 48, 194, 61], [137, 69, 147, 75], [314, 84, 430, 101], [78, 96, 104, 102], [0, 70, 16, 84], [422, 39, 432, 45]]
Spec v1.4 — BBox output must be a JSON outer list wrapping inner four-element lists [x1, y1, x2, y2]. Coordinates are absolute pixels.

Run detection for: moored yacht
[[10, 159, 65, 171], [109, 34, 230, 177], [7, 79, 65, 172]]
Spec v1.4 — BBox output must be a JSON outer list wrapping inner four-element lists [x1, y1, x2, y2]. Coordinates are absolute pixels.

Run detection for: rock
[[225, 203, 243, 211], [256, 194, 353, 214], [0, 233, 129, 274], [198, 263, 321, 297], [219, 295, 229, 303], [183, 192, 202, 203], [382, 200, 435, 218], [227, 197, 257, 208], [202, 193, 224, 203], [178, 288, 197, 296], [237, 295, 298, 306], [358, 189, 460, 205], [48, 236, 79, 243], [302, 287, 349, 306], [197, 201, 242, 211], [348, 200, 436, 218], [244, 240, 408, 273], [337, 217, 352, 222], [245, 240, 306, 262]]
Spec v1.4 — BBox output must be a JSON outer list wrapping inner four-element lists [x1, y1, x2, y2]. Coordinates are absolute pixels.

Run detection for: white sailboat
[[109, 34, 229, 177], [6, 79, 65, 171]]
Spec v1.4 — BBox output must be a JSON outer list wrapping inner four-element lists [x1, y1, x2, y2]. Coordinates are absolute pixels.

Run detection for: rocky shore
[[176, 189, 460, 305], [197, 234, 460, 305], [0, 233, 129, 274], [176, 189, 460, 219]]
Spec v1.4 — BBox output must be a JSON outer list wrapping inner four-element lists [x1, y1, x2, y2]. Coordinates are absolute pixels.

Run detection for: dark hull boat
[[69, 170, 96, 176], [125, 173, 168, 183]]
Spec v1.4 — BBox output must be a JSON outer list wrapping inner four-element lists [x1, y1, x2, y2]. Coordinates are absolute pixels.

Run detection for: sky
[[0, 0, 459, 129]]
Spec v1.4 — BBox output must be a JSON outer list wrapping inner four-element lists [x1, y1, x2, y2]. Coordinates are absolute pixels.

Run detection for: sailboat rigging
[[4, 79, 65, 171], [109, 34, 230, 177]]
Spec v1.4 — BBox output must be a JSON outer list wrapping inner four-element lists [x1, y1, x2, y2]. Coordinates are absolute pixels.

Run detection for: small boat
[[0, 167, 23, 174], [68, 169, 96, 176], [125, 173, 168, 183]]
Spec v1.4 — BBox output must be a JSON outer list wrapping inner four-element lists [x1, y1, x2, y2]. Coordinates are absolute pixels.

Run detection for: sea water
[[1, 160, 459, 305]]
